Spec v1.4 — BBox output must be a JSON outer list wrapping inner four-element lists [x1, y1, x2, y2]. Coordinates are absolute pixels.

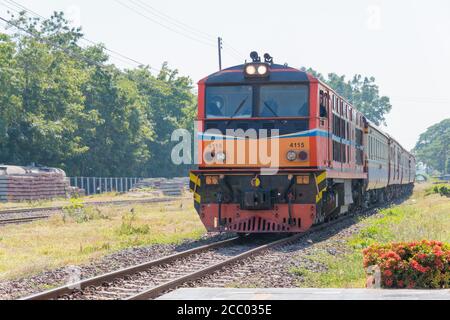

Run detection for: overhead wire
[[1, 0, 158, 70], [113, 0, 216, 48], [131, 0, 216, 43], [112, 0, 244, 63]]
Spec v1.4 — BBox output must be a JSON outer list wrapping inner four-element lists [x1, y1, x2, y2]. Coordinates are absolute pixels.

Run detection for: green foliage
[[117, 210, 150, 236], [0, 12, 196, 178], [62, 197, 84, 213], [62, 198, 109, 223], [291, 252, 366, 288], [425, 184, 450, 197], [301, 67, 392, 126], [413, 119, 450, 173]]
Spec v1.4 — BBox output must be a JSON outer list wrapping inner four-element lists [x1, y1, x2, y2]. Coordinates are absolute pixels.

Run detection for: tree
[[301, 68, 392, 126], [126, 63, 196, 178], [413, 119, 450, 174], [1, 12, 92, 169], [0, 11, 196, 178], [0, 33, 22, 163]]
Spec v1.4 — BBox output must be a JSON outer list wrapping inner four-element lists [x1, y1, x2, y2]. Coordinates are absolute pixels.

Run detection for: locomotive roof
[[202, 64, 315, 84]]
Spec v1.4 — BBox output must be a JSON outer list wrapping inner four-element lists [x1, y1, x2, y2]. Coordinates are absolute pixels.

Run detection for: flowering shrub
[[363, 240, 450, 289]]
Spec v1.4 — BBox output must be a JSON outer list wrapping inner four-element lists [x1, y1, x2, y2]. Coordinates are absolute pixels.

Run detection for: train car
[[190, 52, 415, 234], [365, 124, 416, 204], [365, 123, 391, 204], [385, 136, 416, 200]]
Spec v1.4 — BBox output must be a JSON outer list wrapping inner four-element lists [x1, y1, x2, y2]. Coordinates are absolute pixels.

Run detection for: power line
[[129, 0, 245, 62], [131, 0, 216, 42], [0, 14, 198, 97], [112, 0, 243, 63], [1, 0, 158, 70], [0, 15, 112, 70], [223, 40, 245, 60], [113, 0, 216, 48], [4, 0, 245, 65]]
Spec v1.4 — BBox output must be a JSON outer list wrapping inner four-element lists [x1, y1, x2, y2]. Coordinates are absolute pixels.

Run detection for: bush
[[117, 210, 150, 236], [363, 240, 450, 289], [426, 184, 450, 197], [62, 199, 109, 223], [438, 185, 450, 197]]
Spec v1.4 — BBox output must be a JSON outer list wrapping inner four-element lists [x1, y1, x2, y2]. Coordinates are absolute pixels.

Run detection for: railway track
[[0, 215, 51, 226], [0, 197, 189, 226], [20, 213, 354, 301]]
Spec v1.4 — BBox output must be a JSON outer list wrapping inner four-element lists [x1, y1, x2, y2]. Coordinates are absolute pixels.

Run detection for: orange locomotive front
[[190, 52, 367, 234]]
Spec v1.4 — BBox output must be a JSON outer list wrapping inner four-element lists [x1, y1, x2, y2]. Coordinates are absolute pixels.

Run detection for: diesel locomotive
[[190, 52, 415, 234]]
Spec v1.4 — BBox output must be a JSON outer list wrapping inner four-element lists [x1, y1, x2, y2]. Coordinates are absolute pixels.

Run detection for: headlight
[[257, 65, 268, 75], [245, 65, 256, 75], [298, 151, 309, 161], [244, 63, 270, 78], [206, 176, 220, 185], [286, 151, 297, 162], [216, 152, 226, 162]]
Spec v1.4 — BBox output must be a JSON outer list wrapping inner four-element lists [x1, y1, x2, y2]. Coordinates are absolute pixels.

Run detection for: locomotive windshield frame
[[205, 82, 310, 120]]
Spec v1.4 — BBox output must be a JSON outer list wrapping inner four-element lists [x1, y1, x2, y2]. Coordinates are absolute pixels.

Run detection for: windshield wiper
[[226, 96, 249, 125], [263, 102, 279, 118]]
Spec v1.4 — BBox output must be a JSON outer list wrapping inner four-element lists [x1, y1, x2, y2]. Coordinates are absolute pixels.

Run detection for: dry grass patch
[[0, 199, 204, 280]]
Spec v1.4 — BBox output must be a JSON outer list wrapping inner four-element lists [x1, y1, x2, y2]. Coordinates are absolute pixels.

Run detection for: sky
[[1, 0, 449, 151]]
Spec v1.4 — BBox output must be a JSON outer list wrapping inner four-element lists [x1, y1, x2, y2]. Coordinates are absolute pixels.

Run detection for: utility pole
[[218, 37, 223, 71]]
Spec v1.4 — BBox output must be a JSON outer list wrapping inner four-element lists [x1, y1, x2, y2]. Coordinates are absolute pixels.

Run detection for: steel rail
[[20, 236, 241, 300], [127, 212, 361, 300], [0, 197, 189, 216], [126, 235, 303, 300], [0, 215, 50, 226], [17, 199, 401, 301]]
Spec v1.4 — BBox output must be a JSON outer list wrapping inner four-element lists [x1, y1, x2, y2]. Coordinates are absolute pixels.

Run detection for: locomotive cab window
[[206, 86, 253, 119], [319, 90, 328, 118], [259, 84, 309, 117]]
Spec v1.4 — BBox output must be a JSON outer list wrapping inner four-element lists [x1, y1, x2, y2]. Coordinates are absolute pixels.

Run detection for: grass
[[0, 199, 205, 280], [291, 183, 450, 288], [0, 190, 182, 211]]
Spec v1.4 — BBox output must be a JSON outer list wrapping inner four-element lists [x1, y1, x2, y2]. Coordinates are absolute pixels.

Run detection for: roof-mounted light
[[245, 65, 257, 76], [244, 63, 270, 78]]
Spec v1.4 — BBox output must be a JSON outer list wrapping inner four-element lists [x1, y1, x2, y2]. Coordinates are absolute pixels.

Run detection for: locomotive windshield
[[259, 85, 309, 117], [205, 84, 309, 118], [206, 86, 253, 119]]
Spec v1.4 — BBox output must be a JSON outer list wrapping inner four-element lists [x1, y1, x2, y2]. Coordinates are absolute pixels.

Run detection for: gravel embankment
[[0, 233, 233, 300], [186, 210, 381, 289], [0, 206, 390, 300]]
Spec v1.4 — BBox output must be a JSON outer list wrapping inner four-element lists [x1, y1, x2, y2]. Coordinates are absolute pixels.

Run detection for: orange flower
[[383, 270, 393, 277]]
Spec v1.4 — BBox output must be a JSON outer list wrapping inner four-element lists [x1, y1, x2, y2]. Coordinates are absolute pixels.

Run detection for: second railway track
[[0, 215, 50, 226], [0, 197, 189, 226], [20, 212, 357, 301]]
